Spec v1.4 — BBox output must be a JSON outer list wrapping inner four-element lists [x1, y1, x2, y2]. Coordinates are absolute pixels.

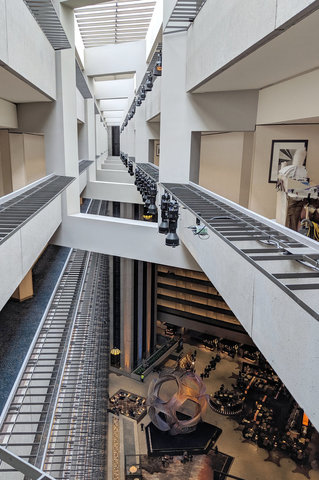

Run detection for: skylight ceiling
[[75, 0, 156, 48]]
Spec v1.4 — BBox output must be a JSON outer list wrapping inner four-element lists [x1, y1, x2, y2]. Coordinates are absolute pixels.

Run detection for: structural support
[[12, 268, 33, 301], [0, 447, 56, 480]]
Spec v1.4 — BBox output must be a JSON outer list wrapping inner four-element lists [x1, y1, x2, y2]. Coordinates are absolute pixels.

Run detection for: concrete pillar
[[78, 98, 96, 181], [160, 31, 192, 182], [121, 257, 134, 372], [145, 262, 152, 358], [12, 269, 33, 301], [127, 116, 136, 158], [107, 127, 112, 156], [134, 101, 161, 163]]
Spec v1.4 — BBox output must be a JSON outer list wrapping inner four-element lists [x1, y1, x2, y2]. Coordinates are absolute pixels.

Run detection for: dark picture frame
[[268, 139, 308, 183]]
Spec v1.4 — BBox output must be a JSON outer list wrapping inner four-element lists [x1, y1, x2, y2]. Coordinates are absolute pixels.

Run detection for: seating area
[[109, 390, 147, 422]]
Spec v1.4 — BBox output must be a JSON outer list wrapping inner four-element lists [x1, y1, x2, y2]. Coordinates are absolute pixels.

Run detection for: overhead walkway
[[84, 156, 142, 204], [136, 163, 159, 182], [162, 182, 319, 431], [0, 175, 75, 312], [0, 175, 74, 246], [78, 160, 93, 175]]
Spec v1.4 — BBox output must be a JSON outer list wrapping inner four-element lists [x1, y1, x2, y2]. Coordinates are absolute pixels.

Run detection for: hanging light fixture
[[153, 50, 162, 76], [148, 182, 158, 219], [128, 161, 134, 176], [144, 72, 153, 91], [140, 86, 146, 101], [158, 192, 170, 234], [165, 200, 180, 247]]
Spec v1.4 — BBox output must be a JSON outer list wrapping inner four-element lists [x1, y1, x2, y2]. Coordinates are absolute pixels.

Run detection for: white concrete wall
[[78, 98, 96, 167], [145, 77, 161, 121], [199, 132, 254, 206], [275, 0, 319, 27], [0, 99, 17, 129], [76, 88, 85, 123], [0, 196, 62, 311], [257, 69, 319, 124], [95, 115, 108, 156], [0, 0, 56, 99]]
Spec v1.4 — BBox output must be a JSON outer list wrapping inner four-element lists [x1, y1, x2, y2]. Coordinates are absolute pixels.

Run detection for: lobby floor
[[109, 343, 319, 480]]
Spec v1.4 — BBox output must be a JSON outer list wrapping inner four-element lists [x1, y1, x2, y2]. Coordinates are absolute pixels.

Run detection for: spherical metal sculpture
[[147, 367, 208, 436]]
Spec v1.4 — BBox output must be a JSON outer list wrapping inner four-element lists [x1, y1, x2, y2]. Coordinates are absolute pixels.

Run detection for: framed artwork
[[156, 143, 160, 156], [268, 139, 308, 183]]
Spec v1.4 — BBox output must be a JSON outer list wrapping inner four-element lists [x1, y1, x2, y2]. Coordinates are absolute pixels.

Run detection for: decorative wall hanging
[[268, 139, 308, 183]]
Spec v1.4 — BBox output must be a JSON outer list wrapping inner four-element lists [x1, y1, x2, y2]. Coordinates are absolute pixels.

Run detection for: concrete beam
[[100, 99, 128, 111], [83, 181, 144, 204], [96, 169, 134, 184], [101, 163, 127, 171], [79, 169, 88, 193], [85, 41, 146, 85], [53, 213, 200, 270], [94, 79, 133, 100]]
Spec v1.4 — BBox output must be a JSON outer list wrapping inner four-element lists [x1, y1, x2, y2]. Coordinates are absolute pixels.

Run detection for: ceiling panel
[[75, 0, 156, 47]]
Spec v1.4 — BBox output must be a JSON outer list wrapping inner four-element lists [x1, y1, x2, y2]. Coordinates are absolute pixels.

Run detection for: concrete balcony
[[0, 175, 74, 310], [0, 0, 56, 100], [186, 0, 319, 93]]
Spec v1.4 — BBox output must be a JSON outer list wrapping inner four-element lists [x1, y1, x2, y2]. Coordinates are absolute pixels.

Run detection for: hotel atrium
[[0, 1, 319, 479]]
